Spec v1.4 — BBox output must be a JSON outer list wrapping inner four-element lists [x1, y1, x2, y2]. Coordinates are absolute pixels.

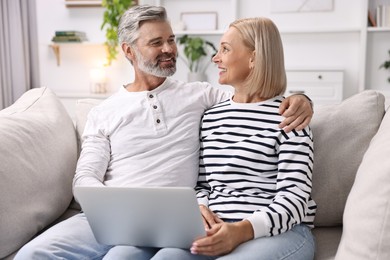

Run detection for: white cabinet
[[285, 70, 343, 106]]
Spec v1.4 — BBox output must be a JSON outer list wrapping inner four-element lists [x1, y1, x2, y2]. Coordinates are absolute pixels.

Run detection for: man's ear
[[122, 42, 135, 62]]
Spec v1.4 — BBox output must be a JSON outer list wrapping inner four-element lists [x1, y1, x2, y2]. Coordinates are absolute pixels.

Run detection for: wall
[[36, 0, 370, 99]]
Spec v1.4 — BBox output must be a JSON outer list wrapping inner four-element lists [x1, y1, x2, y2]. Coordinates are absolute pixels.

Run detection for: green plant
[[101, 0, 133, 65], [379, 50, 390, 83], [177, 35, 217, 73]]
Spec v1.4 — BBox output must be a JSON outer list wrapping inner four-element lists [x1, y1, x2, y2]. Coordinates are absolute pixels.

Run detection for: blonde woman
[[193, 17, 316, 260]]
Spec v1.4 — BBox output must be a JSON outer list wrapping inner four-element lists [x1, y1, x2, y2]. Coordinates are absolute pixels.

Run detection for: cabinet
[[285, 70, 343, 106]]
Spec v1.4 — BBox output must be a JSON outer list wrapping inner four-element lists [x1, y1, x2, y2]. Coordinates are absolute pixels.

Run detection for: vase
[[188, 72, 207, 82]]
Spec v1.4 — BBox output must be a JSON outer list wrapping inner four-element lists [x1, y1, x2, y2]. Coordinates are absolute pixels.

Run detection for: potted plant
[[177, 35, 217, 81], [101, 0, 134, 65], [379, 49, 390, 83]]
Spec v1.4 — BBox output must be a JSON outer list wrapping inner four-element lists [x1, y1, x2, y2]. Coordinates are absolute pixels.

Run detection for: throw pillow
[[335, 106, 390, 259], [310, 90, 385, 226], [0, 87, 78, 258]]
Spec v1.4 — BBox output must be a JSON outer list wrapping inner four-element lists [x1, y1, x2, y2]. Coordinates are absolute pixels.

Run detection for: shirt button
[[153, 105, 158, 109], [149, 94, 154, 98], [156, 119, 161, 124]]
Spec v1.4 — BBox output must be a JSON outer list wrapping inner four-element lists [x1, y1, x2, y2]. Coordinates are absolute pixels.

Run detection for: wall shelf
[[50, 42, 105, 66], [367, 27, 390, 32]]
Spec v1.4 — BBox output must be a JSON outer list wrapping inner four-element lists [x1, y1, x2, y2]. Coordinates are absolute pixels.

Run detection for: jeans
[[15, 213, 315, 260]]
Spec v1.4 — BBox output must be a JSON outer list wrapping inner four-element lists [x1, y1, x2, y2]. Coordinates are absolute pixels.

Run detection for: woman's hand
[[191, 220, 254, 256], [199, 204, 223, 230], [279, 94, 313, 132]]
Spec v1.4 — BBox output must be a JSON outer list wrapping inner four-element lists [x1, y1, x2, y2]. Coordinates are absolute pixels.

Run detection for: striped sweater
[[195, 96, 316, 238]]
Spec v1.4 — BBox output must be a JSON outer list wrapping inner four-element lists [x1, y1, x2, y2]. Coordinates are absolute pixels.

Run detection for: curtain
[[0, 0, 40, 109]]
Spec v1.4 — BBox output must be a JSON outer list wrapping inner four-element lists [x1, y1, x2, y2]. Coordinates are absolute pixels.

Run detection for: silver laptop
[[74, 186, 206, 249]]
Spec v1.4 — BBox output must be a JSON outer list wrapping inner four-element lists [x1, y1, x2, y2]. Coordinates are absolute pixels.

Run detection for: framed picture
[[181, 12, 218, 31], [271, 0, 333, 13]]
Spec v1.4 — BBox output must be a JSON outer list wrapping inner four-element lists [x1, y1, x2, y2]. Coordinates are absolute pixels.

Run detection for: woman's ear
[[249, 51, 255, 69]]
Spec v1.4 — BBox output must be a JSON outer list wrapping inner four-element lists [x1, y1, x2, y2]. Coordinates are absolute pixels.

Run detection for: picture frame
[[271, 0, 333, 13], [181, 12, 218, 31]]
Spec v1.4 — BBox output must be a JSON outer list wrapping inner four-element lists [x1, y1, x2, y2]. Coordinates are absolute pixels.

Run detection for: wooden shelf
[[50, 42, 105, 66], [64, 0, 102, 7]]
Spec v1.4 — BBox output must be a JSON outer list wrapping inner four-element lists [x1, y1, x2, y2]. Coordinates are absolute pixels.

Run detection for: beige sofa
[[1, 87, 389, 259]]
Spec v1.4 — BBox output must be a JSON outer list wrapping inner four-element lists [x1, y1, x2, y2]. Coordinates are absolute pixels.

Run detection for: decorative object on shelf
[[368, 10, 377, 27], [376, 5, 390, 27], [177, 34, 217, 82], [89, 68, 107, 93], [101, 0, 135, 65], [379, 50, 390, 83], [51, 31, 88, 43], [180, 12, 218, 31]]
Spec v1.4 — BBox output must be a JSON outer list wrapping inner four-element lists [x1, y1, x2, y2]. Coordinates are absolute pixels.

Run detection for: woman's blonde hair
[[230, 17, 286, 99]]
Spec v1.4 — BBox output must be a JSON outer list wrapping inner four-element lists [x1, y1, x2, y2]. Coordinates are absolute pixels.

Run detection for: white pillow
[[0, 87, 78, 258], [335, 107, 390, 259]]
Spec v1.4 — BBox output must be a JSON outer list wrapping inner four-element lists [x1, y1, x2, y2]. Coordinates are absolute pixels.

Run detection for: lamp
[[89, 68, 107, 94]]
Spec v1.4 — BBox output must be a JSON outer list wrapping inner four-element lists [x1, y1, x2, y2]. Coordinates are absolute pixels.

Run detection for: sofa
[[1, 87, 389, 259]]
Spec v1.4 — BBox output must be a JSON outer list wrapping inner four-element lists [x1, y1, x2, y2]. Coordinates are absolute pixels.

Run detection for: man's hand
[[191, 220, 254, 256], [279, 94, 313, 132]]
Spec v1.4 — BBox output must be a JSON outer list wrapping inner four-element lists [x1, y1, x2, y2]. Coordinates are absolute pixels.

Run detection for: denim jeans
[[15, 213, 315, 260]]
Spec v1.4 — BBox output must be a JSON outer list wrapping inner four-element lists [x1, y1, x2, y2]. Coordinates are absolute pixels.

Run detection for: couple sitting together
[[16, 4, 316, 260]]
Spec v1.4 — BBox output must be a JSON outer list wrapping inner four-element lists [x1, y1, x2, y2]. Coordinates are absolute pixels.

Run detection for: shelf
[[279, 27, 362, 34], [64, 0, 102, 7], [50, 42, 105, 66], [174, 30, 225, 36], [367, 27, 390, 32]]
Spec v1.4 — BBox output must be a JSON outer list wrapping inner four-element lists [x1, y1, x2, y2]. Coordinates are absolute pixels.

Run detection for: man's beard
[[133, 47, 177, 77]]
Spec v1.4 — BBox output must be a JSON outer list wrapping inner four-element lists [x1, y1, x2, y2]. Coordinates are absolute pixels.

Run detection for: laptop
[[74, 186, 206, 249]]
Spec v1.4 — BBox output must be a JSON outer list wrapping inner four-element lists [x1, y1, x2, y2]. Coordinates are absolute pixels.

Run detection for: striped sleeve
[[247, 129, 315, 237]]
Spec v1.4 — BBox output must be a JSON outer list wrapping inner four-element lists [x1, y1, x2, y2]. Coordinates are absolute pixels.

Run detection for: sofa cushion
[[0, 87, 78, 258], [335, 106, 390, 259], [311, 90, 385, 226]]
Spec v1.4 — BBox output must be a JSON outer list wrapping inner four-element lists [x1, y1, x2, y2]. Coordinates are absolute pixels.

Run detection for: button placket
[[147, 92, 166, 131]]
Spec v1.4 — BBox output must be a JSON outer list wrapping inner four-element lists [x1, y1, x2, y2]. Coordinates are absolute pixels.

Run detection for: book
[[55, 31, 87, 37], [51, 35, 88, 42], [377, 5, 383, 27], [376, 5, 390, 27]]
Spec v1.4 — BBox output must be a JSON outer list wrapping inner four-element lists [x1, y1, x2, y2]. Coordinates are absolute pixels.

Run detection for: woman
[[192, 17, 316, 260]]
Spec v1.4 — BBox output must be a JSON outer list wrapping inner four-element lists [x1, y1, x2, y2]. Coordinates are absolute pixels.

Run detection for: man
[[15, 5, 313, 260]]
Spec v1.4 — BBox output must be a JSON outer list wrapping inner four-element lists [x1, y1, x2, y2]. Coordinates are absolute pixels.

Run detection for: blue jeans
[[15, 213, 315, 260]]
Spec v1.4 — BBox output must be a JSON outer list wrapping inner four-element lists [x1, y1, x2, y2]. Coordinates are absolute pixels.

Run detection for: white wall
[[35, 0, 369, 99]]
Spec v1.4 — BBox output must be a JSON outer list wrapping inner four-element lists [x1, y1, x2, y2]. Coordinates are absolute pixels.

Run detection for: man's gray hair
[[118, 5, 168, 46]]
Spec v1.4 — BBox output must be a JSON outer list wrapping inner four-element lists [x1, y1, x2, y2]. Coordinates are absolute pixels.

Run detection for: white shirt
[[73, 78, 230, 189]]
